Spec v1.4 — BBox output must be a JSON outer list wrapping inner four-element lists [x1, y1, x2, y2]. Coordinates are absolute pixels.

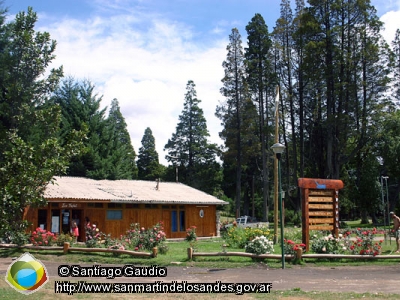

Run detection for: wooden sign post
[[298, 178, 344, 252]]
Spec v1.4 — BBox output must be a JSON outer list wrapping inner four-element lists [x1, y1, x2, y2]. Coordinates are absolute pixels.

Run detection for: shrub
[[224, 226, 248, 248], [4, 230, 29, 246], [311, 233, 347, 254], [284, 239, 306, 255], [85, 224, 106, 248], [185, 226, 197, 243], [122, 222, 167, 252], [107, 242, 126, 256], [345, 228, 383, 256], [245, 236, 274, 255], [30, 228, 56, 246], [158, 243, 169, 255], [244, 227, 272, 241], [56, 233, 73, 246]]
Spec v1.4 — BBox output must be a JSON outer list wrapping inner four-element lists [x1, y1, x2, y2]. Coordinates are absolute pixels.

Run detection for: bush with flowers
[[30, 227, 56, 246], [224, 226, 272, 249], [245, 235, 274, 255], [284, 239, 306, 255], [185, 226, 197, 242], [56, 233, 74, 246], [186, 225, 198, 249], [121, 222, 167, 253], [345, 228, 383, 256], [107, 242, 127, 256], [85, 224, 106, 248], [311, 233, 347, 254], [283, 239, 306, 264]]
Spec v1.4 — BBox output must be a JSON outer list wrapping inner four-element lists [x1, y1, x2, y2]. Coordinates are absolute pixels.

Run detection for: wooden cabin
[[23, 176, 227, 240]]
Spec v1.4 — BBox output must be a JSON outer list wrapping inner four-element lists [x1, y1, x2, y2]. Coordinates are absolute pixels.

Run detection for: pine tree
[[216, 28, 247, 217], [137, 127, 162, 180], [165, 80, 221, 194], [103, 98, 138, 179], [245, 13, 274, 221], [52, 78, 108, 178]]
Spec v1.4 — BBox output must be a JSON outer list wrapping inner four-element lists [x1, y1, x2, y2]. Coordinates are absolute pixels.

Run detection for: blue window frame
[[107, 210, 122, 220]]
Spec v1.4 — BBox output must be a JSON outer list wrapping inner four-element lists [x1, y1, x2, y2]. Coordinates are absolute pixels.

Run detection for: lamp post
[[382, 176, 389, 242], [271, 142, 285, 269]]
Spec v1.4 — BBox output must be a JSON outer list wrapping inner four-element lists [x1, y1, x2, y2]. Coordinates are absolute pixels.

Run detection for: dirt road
[[1, 257, 399, 294]]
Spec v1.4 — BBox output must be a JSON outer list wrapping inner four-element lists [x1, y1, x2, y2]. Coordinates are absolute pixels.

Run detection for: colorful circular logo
[[5, 252, 49, 294]]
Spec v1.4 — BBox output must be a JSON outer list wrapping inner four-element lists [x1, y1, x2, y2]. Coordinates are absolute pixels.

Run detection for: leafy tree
[[165, 80, 221, 194], [137, 127, 162, 180], [0, 7, 85, 241], [379, 110, 400, 211], [393, 29, 400, 106]]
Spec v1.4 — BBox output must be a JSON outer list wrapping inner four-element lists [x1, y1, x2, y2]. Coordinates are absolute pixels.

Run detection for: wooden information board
[[298, 178, 344, 251]]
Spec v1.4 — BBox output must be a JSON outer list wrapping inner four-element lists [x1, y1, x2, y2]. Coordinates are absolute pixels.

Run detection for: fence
[[188, 248, 400, 261], [0, 242, 157, 258]]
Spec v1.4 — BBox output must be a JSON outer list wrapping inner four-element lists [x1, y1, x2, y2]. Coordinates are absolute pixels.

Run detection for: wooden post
[[295, 248, 303, 261], [63, 242, 70, 254], [187, 247, 193, 260], [152, 247, 158, 258]]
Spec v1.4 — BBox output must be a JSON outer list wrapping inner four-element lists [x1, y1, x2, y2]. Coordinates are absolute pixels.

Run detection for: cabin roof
[[44, 176, 228, 205]]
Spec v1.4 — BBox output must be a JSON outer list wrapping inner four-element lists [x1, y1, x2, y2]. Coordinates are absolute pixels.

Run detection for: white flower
[[322, 247, 326, 252], [339, 233, 343, 238]]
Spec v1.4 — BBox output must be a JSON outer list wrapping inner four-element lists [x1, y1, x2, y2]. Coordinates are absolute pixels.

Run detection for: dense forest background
[[1, 0, 400, 239]]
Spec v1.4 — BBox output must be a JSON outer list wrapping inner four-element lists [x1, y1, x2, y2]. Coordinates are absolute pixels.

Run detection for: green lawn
[[1, 232, 400, 300]]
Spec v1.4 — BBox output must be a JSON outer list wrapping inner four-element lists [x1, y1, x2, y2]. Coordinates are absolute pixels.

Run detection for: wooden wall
[[186, 206, 216, 237], [23, 202, 218, 239]]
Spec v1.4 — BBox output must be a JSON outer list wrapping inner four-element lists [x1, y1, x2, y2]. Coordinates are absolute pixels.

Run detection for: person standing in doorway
[[85, 217, 91, 228], [70, 221, 79, 242]]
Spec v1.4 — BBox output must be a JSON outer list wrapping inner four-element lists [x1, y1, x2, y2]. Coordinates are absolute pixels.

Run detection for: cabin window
[[87, 203, 103, 208], [145, 204, 158, 209], [108, 203, 123, 208], [107, 210, 122, 220], [125, 204, 139, 209], [171, 207, 185, 232], [171, 211, 178, 232], [179, 210, 185, 231]]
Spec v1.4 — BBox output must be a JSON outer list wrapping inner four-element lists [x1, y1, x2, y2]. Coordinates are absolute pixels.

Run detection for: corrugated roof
[[44, 176, 228, 205]]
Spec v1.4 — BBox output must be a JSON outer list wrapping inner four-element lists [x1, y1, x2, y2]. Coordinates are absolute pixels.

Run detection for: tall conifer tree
[[216, 28, 247, 217], [137, 127, 162, 180], [165, 80, 220, 194]]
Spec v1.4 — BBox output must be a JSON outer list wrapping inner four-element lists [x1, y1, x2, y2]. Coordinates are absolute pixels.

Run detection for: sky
[[7, 0, 400, 166]]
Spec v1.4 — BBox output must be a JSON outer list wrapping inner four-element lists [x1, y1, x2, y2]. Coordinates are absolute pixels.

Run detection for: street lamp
[[271, 142, 285, 269]]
